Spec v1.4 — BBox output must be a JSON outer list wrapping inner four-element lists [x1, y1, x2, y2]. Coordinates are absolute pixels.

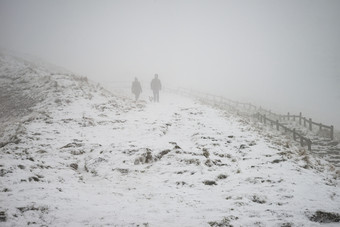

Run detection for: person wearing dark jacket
[[151, 74, 161, 102], [131, 77, 142, 101]]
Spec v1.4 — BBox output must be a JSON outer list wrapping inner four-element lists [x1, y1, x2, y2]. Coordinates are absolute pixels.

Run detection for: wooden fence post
[[276, 120, 279, 131], [293, 129, 296, 141], [264, 114, 266, 124], [330, 125, 334, 140], [304, 117, 306, 127], [299, 112, 302, 125], [307, 139, 312, 151], [309, 118, 312, 131]]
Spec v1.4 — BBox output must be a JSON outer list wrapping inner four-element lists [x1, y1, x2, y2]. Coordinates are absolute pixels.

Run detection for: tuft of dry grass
[[202, 148, 210, 158], [203, 180, 217, 186], [217, 174, 228, 180]]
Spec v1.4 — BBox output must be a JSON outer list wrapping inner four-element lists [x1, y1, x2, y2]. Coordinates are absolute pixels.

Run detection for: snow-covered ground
[[1, 55, 340, 226]]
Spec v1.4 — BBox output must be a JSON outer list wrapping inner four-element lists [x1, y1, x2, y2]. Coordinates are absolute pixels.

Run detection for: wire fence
[[174, 87, 335, 151]]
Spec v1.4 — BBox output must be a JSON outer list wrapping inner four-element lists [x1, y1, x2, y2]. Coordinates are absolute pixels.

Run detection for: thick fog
[[1, 0, 339, 128]]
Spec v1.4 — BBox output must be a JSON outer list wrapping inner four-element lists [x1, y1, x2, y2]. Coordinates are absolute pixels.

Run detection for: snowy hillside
[[0, 55, 340, 226]]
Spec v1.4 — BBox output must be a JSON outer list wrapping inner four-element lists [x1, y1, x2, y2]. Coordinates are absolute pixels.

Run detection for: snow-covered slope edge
[[0, 53, 138, 146], [0, 55, 339, 226]]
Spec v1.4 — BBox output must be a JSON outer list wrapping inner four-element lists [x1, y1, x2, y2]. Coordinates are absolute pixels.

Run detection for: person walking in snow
[[131, 77, 142, 101], [151, 74, 162, 102]]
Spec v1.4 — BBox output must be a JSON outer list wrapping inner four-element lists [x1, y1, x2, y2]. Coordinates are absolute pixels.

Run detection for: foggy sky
[[1, 0, 339, 128]]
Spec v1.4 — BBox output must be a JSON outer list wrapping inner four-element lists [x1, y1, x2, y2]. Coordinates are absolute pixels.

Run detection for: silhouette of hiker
[[151, 74, 162, 102], [131, 77, 142, 101]]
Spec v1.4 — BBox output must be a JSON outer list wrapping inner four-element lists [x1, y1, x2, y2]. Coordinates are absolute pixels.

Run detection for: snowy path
[[1, 75, 340, 226]]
